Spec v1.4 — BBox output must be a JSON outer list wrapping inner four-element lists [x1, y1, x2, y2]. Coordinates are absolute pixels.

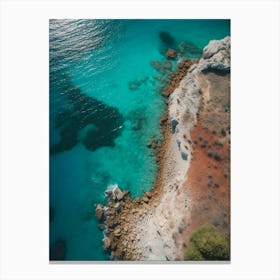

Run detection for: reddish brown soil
[[181, 72, 230, 256]]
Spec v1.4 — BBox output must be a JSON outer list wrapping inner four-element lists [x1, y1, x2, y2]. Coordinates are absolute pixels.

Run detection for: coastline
[[97, 59, 197, 260], [96, 36, 231, 260]]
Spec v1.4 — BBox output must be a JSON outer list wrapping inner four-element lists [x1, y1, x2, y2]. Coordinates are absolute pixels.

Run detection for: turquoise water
[[49, 19, 230, 260]]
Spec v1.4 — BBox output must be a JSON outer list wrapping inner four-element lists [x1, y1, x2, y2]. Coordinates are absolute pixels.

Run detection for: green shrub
[[184, 223, 229, 261], [184, 242, 205, 261]]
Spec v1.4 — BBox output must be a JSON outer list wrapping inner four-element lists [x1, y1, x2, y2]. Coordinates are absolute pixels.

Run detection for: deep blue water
[[49, 19, 230, 260]]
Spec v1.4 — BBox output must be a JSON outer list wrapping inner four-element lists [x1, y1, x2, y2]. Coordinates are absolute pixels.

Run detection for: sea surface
[[49, 19, 230, 260]]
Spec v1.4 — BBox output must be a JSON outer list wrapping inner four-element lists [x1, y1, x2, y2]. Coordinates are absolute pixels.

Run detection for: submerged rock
[[178, 41, 202, 57], [163, 60, 172, 70], [128, 80, 141, 91], [50, 240, 66, 260], [95, 204, 104, 221], [98, 223, 105, 230], [166, 48, 177, 59], [147, 138, 159, 149], [159, 31, 175, 46], [151, 60, 162, 71]]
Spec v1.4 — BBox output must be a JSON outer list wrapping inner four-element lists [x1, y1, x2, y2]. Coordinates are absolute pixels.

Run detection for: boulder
[[114, 186, 125, 201], [95, 204, 104, 221], [143, 196, 150, 204], [103, 237, 112, 251], [166, 48, 177, 59], [145, 192, 152, 199], [114, 228, 122, 237]]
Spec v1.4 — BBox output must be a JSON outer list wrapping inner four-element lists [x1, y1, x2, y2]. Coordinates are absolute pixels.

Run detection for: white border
[[0, 0, 279, 279]]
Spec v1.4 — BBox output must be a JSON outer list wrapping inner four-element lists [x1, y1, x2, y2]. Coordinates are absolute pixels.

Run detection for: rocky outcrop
[[114, 187, 125, 201], [95, 204, 104, 221], [202, 36, 230, 59], [166, 48, 177, 59], [104, 184, 126, 201], [169, 36, 230, 161], [196, 36, 230, 73], [103, 237, 112, 251], [97, 185, 133, 258], [99, 185, 156, 259]]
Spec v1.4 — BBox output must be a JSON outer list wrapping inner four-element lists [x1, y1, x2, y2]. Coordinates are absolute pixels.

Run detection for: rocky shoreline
[[95, 36, 231, 261], [95, 58, 197, 260]]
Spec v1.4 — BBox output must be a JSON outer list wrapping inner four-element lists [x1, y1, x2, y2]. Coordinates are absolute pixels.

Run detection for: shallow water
[[49, 19, 230, 260]]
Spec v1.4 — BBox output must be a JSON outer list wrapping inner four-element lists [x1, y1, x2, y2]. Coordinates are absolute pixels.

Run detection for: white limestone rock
[[202, 36, 230, 59], [198, 36, 231, 73]]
